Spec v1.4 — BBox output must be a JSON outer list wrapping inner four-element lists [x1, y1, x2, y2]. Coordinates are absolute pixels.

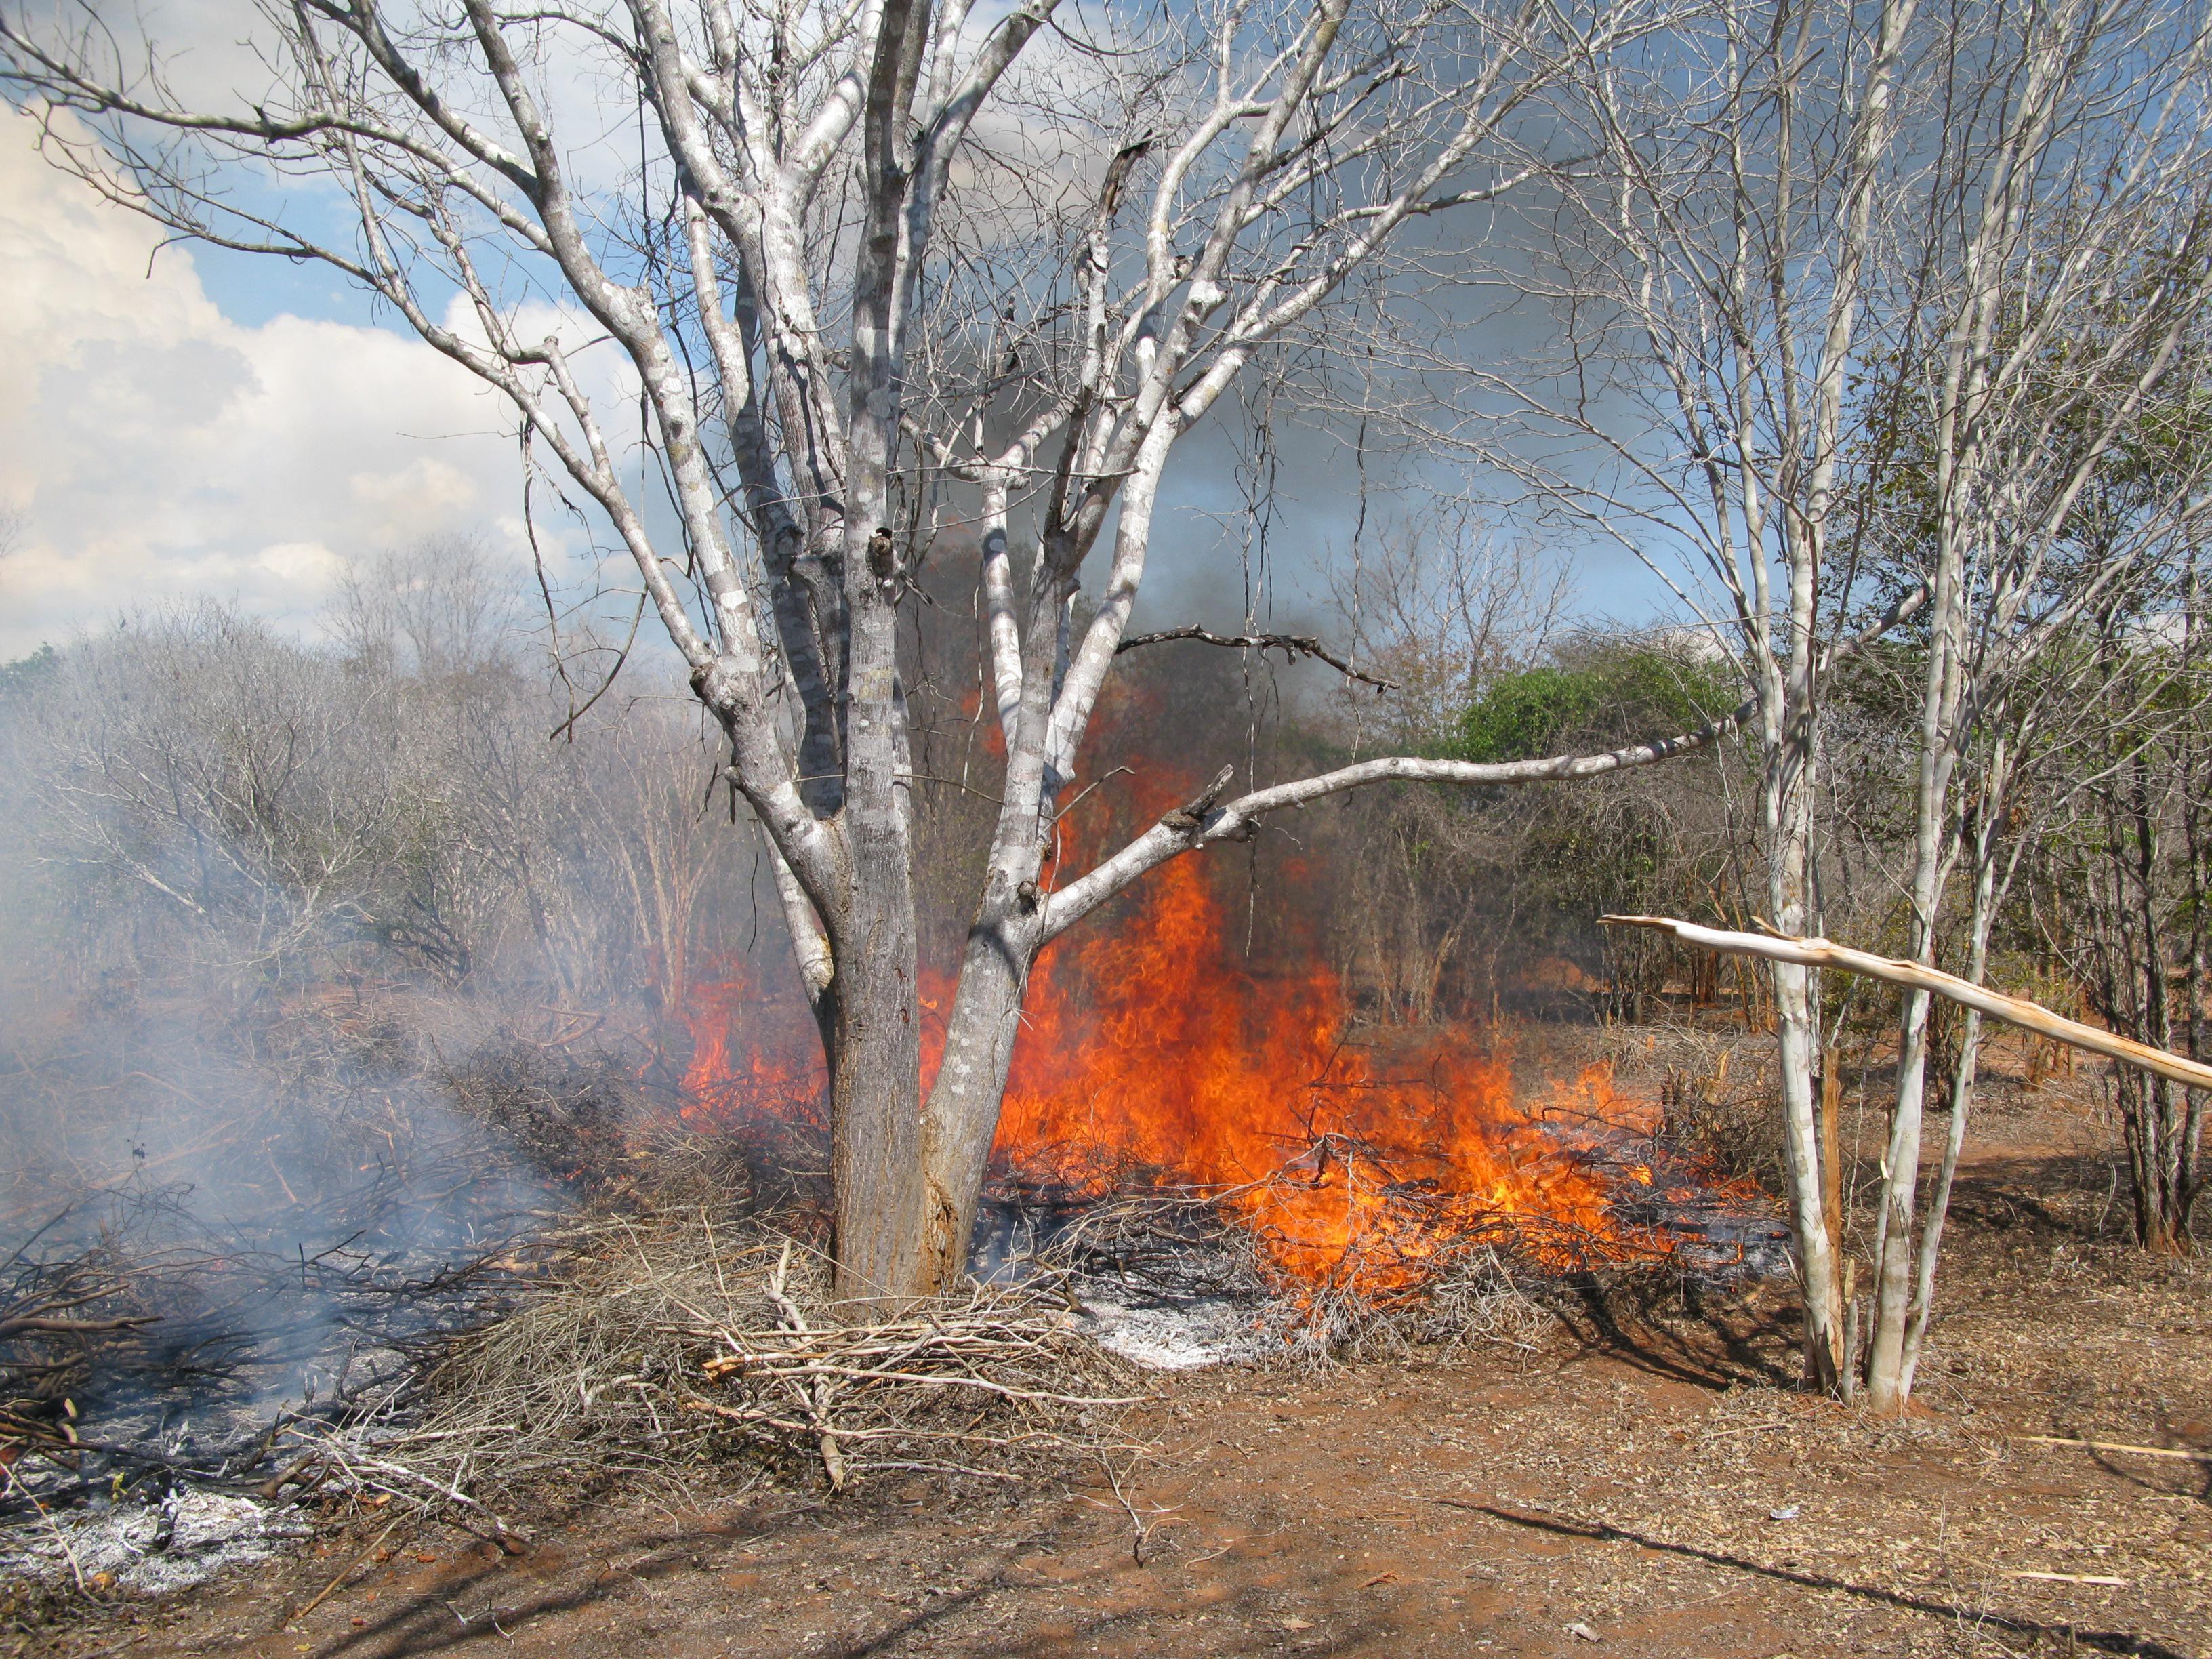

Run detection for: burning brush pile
[[687, 818, 1786, 1370], [1, 778, 1779, 1608]]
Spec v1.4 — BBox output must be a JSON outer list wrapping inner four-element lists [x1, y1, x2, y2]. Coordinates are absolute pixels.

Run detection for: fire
[[680, 966, 823, 1134], [986, 851, 1660, 1292], [680, 755, 1673, 1296]]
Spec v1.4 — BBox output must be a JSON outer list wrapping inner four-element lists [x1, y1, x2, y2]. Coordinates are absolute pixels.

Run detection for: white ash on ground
[[0, 1491, 311, 1597], [1076, 1291, 1275, 1370]]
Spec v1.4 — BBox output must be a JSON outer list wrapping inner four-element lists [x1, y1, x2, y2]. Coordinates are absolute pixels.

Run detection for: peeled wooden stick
[[1599, 915, 2212, 1093], [2005, 1570, 2131, 1586], [2022, 1435, 2212, 1463]]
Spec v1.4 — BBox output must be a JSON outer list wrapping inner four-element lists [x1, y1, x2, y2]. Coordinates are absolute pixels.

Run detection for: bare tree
[[3, 0, 1752, 1298], [1458, 0, 2212, 1395], [1461, 0, 1932, 1389], [1330, 504, 1575, 751], [16, 605, 457, 973], [2035, 571, 2212, 1256], [1856, 0, 2212, 1409]]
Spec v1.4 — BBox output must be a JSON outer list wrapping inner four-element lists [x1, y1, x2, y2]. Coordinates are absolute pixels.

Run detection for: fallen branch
[[285, 1514, 404, 1628], [2005, 1570, 2131, 1586], [762, 1239, 846, 1492], [2021, 1435, 2212, 1463], [1599, 916, 2212, 1092]]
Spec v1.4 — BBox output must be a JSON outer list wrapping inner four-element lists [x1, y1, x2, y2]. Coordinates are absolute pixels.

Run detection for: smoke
[[0, 546, 796, 1483], [0, 524, 1750, 1502]]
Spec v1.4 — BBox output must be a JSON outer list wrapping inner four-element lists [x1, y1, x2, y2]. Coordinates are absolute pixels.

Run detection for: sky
[[0, 27, 1669, 672], [0, 105, 546, 661], [0, 99, 1386, 666]]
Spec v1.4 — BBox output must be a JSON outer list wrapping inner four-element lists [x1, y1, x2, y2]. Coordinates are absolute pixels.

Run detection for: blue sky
[[0, 90, 1673, 671]]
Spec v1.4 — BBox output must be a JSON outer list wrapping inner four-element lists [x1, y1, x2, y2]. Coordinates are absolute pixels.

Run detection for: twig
[[2005, 1570, 2131, 1585], [1115, 625, 1397, 691], [1, 1458, 87, 1595], [1096, 1454, 1176, 1567], [764, 1239, 845, 1492], [287, 1514, 403, 1627]]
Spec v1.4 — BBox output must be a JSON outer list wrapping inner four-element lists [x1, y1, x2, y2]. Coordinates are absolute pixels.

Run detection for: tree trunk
[[916, 881, 1036, 1288], [822, 807, 930, 1299], [1767, 754, 1845, 1391], [1897, 729, 2017, 1399]]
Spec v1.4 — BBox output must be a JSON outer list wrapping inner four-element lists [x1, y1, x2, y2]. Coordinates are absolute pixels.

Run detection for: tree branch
[[1601, 916, 2212, 1094], [1114, 625, 1397, 691], [1038, 693, 1755, 941]]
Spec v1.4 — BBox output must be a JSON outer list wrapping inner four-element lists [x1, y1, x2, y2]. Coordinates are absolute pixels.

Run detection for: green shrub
[[1446, 644, 1733, 763]]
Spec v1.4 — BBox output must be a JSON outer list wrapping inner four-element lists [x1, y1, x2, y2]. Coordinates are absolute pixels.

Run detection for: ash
[[971, 1191, 1277, 1371], [0, 1491, 312, 1595], [1, 1039, 635, 1577], [1074, 1293, 1275, 1370]]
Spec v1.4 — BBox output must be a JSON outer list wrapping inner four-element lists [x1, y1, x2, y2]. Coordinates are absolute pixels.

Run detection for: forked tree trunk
[[1896, 730, 2018, 1400], [2120, 1070, 2202, 1254]]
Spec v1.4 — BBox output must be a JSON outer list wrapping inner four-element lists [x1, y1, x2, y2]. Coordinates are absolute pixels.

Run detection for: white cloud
[[0, 108, 541, 659]]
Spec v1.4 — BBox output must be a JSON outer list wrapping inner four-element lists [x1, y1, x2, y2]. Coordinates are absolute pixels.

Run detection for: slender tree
[[1852, 0, 2212, 1410], [1459, 0, 1929, 1389]]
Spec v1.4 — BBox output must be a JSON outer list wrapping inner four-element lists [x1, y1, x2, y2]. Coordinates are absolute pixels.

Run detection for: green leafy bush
[[1446, 645, 1734, 764]]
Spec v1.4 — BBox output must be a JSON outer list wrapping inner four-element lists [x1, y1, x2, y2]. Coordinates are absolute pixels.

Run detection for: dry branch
[[2021, 1435, 2212, 1463], [1113, 626, 1398, 691], [308, 1207, 1141, 1527], [1600, 917, 2212, 1092]]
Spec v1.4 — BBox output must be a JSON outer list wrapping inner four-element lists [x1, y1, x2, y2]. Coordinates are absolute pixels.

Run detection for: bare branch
[[1114, 624, 1397, 691]]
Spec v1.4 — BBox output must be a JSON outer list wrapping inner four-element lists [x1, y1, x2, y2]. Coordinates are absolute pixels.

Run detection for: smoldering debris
[[3, 1134, 1145, 1603], [0, 991, 659, 1597], [970, 1175, 1555, 1373], [0, 1170, 557, 1532]]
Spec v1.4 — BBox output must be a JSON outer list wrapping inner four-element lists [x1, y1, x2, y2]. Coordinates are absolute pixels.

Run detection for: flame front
[[682, 834, 1666, 1295], [989, 853, 1658, 1292]]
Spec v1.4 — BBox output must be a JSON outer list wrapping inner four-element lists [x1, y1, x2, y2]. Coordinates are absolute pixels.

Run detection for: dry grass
[[265, 1203, 1145, 1547]]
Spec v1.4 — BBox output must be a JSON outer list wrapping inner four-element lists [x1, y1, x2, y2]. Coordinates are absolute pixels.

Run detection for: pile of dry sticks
[[253, 1208, 1140, 1549]]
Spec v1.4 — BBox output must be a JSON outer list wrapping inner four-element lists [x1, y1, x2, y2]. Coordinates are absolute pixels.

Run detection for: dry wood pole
[[1599, 916, 2212, 1093]]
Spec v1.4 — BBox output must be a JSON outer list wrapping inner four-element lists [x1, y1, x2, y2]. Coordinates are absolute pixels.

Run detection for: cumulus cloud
[[0, 108, 544, 659]]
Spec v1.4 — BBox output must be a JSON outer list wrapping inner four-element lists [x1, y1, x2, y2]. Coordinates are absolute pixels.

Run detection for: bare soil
[[11, 1072, 2209, 1659]]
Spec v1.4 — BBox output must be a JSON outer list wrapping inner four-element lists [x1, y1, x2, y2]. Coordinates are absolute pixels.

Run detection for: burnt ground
[[9, 1076, 2210, 1659]]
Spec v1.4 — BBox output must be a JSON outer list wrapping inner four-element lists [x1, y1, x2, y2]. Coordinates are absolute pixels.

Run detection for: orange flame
[[985, 851, 1659, 1291], [682, 764, 1671, 1294], [681, 964, 823, 1134]]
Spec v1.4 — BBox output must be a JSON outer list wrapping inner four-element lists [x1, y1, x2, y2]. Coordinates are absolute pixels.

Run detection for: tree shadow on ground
[[295, 1488, 1396, 1659], [1539, 1269, 1799, 1392], [1465, 1502, 2190, 1658]]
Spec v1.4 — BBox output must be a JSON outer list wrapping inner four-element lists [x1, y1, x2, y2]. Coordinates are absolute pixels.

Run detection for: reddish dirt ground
[[13, 1079, 2210, 1659]]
